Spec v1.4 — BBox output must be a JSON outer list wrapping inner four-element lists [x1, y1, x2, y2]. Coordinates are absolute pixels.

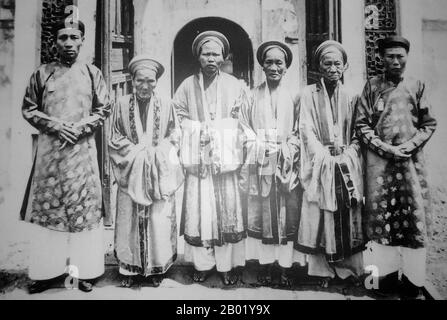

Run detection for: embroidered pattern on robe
[[356, 75, 437, 249], [21, 62, 111, 233]]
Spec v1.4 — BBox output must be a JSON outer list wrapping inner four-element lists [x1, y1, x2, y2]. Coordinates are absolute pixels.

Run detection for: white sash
[[133, 93, 156, 147], [198, 71, 222, 124], [321, 79, 342, 148], [198, 72, 221, 241]]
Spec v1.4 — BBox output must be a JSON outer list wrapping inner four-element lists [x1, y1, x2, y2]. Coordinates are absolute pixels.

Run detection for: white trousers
[[364, 241, 426, 287], [28, 224, 105, 281], [184, 241, 246, 273], [119, 267, 138, 276], [245, 237, 306, 268]]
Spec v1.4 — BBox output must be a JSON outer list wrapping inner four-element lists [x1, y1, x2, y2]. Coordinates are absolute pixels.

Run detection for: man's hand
[[58, 123, 81, 146], [286, 134, 300, 148], [389, 145, 411, 159], [169, 128, 182, 149], [397, 141, 415, 155]]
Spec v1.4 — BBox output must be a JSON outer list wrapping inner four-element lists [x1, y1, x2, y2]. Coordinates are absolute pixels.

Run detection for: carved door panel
[[364, 0, 397, 77], [97, 0, 134, 227]]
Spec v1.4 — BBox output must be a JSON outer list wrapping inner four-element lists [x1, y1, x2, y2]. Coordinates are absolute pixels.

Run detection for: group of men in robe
[[20, 17, 436, 300]]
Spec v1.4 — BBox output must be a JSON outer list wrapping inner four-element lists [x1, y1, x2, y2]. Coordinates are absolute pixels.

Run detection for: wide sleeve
[[239, 88, 257, 153], [171, 80, 193, 126], [152, 98, 185, 200], [277, 90, 301, 192], [292, 90, 301, 132], [355, 81, 406, 160], [22, 68, 63, 135], [402, 81, 437, 153], [299, 89, 337, 211], [237, 89, 257, 193], [108, 98, 154, 206], [171, 80, 203, 175], [75, 65, 112, 139]]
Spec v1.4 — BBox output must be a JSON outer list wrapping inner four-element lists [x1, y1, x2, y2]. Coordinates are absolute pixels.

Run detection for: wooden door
[[305, 0, 341, 84], [96, 0, 134, 227]]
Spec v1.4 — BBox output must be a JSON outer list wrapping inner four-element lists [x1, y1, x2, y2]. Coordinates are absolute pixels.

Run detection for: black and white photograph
[[0, 0, 446, 302]]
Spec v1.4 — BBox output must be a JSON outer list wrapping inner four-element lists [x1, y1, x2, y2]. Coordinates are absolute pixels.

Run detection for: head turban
[[128, 55, 165, 79], [378, 36, 410, 55], [314, 40, 348, 66], [256, 41, 293, 68], [192, 31, 230, 59], [53, 18, 85, 37]]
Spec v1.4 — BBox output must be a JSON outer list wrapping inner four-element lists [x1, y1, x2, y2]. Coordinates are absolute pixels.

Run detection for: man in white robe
[[109, 56, 182, 287], [172, 31, 249, 285], [296, 41, 365, 288]]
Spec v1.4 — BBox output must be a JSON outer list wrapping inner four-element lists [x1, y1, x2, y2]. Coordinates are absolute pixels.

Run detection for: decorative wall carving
[[40, 0, 73, 64], [364, 0, 397, 77]]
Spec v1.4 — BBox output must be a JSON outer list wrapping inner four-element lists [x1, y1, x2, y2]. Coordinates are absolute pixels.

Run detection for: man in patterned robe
[[20, 19, 111, 294], [356, 36, 437, 299]]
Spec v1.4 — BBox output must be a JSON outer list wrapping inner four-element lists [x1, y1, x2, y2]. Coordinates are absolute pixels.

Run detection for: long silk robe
[[239, 82, 302, 245], [356, 75, 437, 249], [21, 62, 111, 233], [172, 72, 250, 248], [109, 93, 183, 276], [296, 79, 365, 263]]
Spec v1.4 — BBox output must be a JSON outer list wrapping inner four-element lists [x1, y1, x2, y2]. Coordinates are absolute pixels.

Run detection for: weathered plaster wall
[[399, 0, 447, 188], [77, 0, 97, 65], [133, 0, 306, 97], [400, 0, 447, 81], [341, 0, 367, 96], [0, 0, 41, 269], [0, 6, 14, 212]]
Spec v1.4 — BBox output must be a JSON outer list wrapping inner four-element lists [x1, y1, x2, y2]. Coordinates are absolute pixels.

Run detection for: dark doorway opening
[[172, 17, 254, 95]]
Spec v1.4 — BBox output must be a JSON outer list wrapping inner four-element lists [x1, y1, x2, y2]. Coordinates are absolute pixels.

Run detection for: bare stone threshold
[[0, 255, 440, 300]]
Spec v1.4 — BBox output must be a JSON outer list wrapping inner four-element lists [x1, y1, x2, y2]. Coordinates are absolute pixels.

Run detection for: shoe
[[219, 271, 238, 286], [28, 280, 52, 294], [120, 276, 136, 288], [346, 275, 362, 287], [150, 275, 163, 288], [193, 269, 212, 283], [279, 268, 293, 288], [319, 277, 332, 289], [257, 264, 273, 286], [400, 275, 425, 300], [78, 280, 93, 293]]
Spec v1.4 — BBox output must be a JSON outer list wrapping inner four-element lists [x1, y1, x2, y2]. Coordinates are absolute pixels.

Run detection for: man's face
[[133, 69, 157, 100], [56, 28, 84, 62], [383, 47, 408, 78], [263, 48, 287, 84], [319, 51, 346, 83], [198, 41, 224, 77]]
